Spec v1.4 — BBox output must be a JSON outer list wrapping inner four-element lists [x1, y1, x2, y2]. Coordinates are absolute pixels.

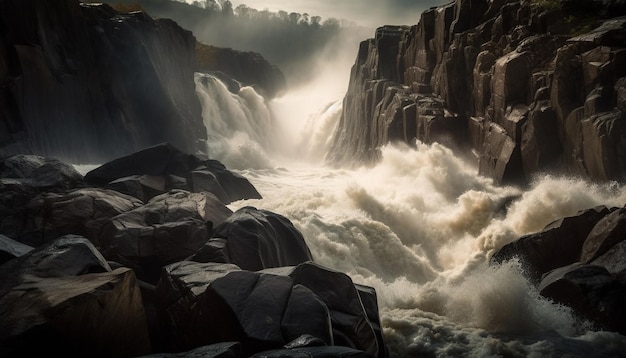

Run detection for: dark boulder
[[580, 206, 626, 263], [491, 206, 612, 282], [0, 154, 84, 191], [155, 261, 384, 357], [0, 235, 150, 357], [85, 143, 261, 204], [0, 234, 33, 265], [1, 188, 143, 247], [99, 190, 228, 283], [192, 207, 312, 271], [539, 263, 626, 334], [85, 143, 201, 186], [138, 342, 242, 358], [251, 345, 372, 358]]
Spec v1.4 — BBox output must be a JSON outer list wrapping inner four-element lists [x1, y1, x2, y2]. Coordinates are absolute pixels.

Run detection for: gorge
[[2, 0, 626, 357]]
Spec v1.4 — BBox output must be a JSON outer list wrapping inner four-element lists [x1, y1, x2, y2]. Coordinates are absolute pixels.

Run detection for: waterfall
[[194, 72, 626, 356]]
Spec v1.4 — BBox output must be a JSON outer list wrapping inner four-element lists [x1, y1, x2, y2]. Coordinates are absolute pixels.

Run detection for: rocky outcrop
[[155, 261, 384, 357], [491, 204, 626, 334], [0, 150, 386, 357], [192, 207, 313, 271], [0, 0, 205, 163], [85, 143, 261, 204], [330, 0, 626, 184], [196, 43, 286, 98], [0, 235, 151, 357]]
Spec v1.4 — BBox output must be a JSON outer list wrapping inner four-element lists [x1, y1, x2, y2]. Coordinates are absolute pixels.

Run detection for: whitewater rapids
[[195, 73, 626, 357]]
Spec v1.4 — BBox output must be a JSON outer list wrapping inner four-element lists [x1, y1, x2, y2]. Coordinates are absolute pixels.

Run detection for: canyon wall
[[0, 0, 285, 164], [329, 0, 626, 184]]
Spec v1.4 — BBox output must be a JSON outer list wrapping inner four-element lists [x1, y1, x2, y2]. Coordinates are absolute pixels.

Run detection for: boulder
[[539, 263, 626, 334], [155, 261, 242, 350], [0, 235, 150, 357], [138, 342, 242, 358], [99, 190, 228, 283], [192, 207, 312, 271], [581, 206, 626, 263], [0, 154, 84, 191], [251, 345, 372, 358], [84, 143, 201, 187], [85, 143, 261, 204], [491, 206, 612, 282], [155, 261, 384, 357], [1, 188, 143, 247], [0, 234, 32, 265]]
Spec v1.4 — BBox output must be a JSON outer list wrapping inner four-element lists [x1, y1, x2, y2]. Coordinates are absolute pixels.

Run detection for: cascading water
[[195, 73, 626, 356]]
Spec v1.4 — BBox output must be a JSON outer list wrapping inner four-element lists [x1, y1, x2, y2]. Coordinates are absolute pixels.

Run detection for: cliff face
[[0, 0, 205, 163], [329, 0, 626, 184]]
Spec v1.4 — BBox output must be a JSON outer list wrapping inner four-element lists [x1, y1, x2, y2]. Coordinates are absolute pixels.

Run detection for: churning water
[[195, 73, 626, 357]]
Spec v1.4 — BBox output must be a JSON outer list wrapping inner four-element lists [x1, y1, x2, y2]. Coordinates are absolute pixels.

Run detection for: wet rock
[[139, 342, 242, 358], [328, 0, 626, 183], [478, 122, 521, 184], [539, 263, 626, 334], [85, 143, 201, 187], [251, 345, 372, 358], [99, 190, 228, 283], [0, 234, 32, 265], [580, 206, 626, 263], [0, 154, 84, 191], [85, 143, 261, 203], [0, 235, 150, 357], [491, 206, 612, 282], [1, 188, 142, 247], [155, 261, 384, 357], [155, 261, 241, 350], [192, 207, 312, 271], [0, 0, 205, 162]]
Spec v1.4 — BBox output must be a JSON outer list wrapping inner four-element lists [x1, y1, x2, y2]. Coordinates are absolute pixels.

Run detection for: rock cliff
[[329, 0, 626, 184], [0, 0, 206, 163]]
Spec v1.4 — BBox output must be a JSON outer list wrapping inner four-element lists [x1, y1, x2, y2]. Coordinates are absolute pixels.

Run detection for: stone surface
[[580, 207, 626, 263], [0, 234, 32, 265], [539, 263, 626, 334], [192, 207, 312, 271], [155, 261, 384, 357], [1, 188, 142, 247], [85, 143, 261, 204], [99, 190, 222, 283], [0, 0, 205, 163], [491, 206, 612, 282], [328, 0, 626, 183], [0, 235, 150, 356]]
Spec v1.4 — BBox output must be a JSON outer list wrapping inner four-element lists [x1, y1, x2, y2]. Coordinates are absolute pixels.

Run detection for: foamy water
[[197, 73, 626, 356]]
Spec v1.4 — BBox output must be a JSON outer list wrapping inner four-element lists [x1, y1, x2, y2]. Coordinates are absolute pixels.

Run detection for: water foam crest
[[230, 140, 626, 355]]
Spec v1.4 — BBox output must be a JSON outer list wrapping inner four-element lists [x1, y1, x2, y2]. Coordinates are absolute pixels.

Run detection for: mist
[[229, 0, 450, 28]]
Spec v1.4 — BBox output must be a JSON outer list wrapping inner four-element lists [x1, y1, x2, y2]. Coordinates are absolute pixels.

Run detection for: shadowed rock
[[85, 143, 261, 204], [491, 206, 612, 282], [1, 188, 143, 247], [539, 263, 626, 334], [155, 261, 384, 357], [192, 207, 312, 271], [0, 234, 32, 265], [0, 235, 150, 357], [99, 190, 227, 283]]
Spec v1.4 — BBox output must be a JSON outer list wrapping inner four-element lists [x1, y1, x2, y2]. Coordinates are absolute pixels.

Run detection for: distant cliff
[[0, 0, 285, 164], [329, 0, 626, 184]]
